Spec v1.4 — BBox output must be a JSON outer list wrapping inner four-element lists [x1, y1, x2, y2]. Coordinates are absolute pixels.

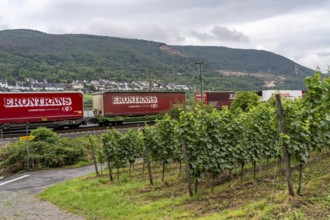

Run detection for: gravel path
[[0, 191, 84, 220]]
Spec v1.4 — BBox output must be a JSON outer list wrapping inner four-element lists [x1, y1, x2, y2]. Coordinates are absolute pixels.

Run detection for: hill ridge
[[0, 29, 313, 90]]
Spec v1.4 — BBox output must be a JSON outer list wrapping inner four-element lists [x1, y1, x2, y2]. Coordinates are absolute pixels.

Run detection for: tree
[[30, 127, 59, 143], [231, 91, 260, 112]]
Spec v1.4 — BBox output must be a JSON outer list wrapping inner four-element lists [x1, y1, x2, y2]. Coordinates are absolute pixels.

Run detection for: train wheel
[[69, 124, 80, 129]]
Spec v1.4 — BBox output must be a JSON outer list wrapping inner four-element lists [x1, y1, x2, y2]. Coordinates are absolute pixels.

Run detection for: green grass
[[83, 94, 93, 101], [39, 152, 330, 220], [83, 93, 93, 109], [40, 170, 190, 219]]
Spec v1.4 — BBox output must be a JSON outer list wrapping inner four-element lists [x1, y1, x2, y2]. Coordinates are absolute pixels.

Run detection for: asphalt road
[[0, 164, 98, 194]]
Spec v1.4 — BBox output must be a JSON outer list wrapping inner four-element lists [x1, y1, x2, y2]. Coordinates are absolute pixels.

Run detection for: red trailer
[[92, 91, 185, 125], [0, 92, 85, 130], [195, 91, 236, 109]]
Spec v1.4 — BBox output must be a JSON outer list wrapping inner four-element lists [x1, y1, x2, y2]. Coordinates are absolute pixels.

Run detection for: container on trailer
[[93, 91, 185, 117], [0, 92, 84, 129], [195, 91, 236, 109], [260, 90, 303, 102]]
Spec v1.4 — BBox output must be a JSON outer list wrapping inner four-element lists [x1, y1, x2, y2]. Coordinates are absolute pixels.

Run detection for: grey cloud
[[211, 26, 249, 42], [28, 0, 330, 26], [276, 28, 330, 54], [190, 25, 249, 43], [16, 0, 330, 37]]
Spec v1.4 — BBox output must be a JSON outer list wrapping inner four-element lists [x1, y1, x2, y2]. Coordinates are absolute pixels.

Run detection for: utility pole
[[149, 70, 151, 91], [195, 62, 204, 105], [148, 70, 153, 91]]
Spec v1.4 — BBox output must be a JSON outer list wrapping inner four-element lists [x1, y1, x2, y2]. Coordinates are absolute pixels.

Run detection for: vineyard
[[32, 71, 330, 219], [87, 71, 330, 198]]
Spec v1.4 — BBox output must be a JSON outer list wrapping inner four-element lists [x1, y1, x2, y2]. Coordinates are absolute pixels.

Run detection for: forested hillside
[[0, 29, 314, 90]]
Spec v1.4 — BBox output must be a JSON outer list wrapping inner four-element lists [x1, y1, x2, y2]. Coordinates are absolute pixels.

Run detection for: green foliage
[[231, 91, 261, 112], [281, 99, 311, 163], [143, 125, 161, 162], [155, 115, 179, 165], [276, 71, 330, 167], [166, 106, 183, 121], [30, 127, 59, 143], [123, 129, 144, 165], [102, 129, 127, 170], [304, 71, 330, 151], [177, 104, 209, 180], [0, 128, 88, 173], [202, 108, 236, 177], [96, 71, 329, 196]]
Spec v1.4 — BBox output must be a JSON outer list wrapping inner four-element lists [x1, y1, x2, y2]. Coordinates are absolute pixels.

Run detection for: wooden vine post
[[144, 146, 154, 185], [142, 128, 154, 185], [275, 94, 295, 196], [182, 139, 194, 197], [89, 136, 99, 176], [102, 137, 113, 182]]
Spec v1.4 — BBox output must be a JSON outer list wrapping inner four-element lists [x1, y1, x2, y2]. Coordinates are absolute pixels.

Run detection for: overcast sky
[[1, 0, 330, 72]]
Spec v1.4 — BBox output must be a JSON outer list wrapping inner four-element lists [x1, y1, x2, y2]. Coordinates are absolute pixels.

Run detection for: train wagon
[[257, 90, 304, 102], [0, 92, 85, 130], [196, 90, 304, 110], [195, 91, 236, 109], [92, 91, 185, 125]]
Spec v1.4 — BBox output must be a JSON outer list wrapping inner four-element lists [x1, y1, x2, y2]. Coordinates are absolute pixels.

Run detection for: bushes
[[0, 127, 89, 174]]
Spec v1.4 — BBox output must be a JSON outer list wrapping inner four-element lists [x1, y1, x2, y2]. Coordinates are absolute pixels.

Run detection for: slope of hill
[[0, 29, 314, 90]]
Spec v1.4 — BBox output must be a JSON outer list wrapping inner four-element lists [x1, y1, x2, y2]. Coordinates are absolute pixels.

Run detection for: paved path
[[0, 165, 100, 219], [0, 165, 97, 194]]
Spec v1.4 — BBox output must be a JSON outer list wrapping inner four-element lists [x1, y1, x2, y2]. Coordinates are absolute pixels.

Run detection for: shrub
[[0, 128, 90, 174]]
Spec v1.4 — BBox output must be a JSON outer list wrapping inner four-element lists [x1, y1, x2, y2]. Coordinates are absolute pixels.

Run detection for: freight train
[[0, 90, 303, 132], [0, 91, 186, 131], [195, 90, 304, 109]]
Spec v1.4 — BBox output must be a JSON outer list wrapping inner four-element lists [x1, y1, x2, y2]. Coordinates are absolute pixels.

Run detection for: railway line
[[0, 121, 154, 146]]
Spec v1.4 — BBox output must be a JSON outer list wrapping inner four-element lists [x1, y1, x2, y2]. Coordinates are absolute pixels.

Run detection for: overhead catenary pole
[[195, 62, 204, 105], [149, 69, 155, 91], [149, 70, 151, 91]]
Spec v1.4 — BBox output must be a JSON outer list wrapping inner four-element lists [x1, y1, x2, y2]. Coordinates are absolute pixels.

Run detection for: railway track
[[0, 122, 154, 146]]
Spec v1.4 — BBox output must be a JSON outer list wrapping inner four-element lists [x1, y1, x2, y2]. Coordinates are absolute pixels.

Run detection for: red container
[[0, 92, 84, 125], [195, 91, 236, 109], [94, 92, 185, 116]]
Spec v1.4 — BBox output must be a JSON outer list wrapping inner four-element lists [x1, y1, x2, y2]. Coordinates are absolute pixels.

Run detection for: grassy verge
[[39, 152, 330, 219]]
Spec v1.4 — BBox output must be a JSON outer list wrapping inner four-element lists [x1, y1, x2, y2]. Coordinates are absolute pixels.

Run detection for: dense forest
[[0, 29, 314, 90]]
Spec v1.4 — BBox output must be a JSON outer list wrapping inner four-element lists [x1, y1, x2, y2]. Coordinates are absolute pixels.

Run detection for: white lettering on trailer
[[261, 90, 303, 102], [3, 97, 72, 108], [112, 96, 158, 104]]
